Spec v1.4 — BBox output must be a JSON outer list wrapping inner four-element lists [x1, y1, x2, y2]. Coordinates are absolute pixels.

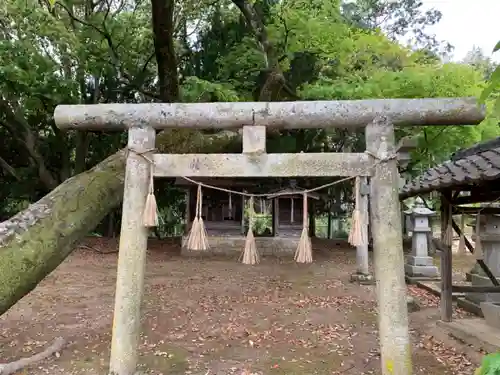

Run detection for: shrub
[[476, 353, 500, 375]]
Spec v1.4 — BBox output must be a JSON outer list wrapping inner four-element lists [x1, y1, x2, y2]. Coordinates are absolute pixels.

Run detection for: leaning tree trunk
[[0, 130, 238, 315], [0, 0, 292, 317], [0, 151, 125, 315]]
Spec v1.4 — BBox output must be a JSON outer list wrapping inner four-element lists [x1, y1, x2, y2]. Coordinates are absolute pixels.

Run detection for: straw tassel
[[143, 163, 159, 227], [294, 192, 313, 263], [228, 192, 233, 219], [290, 197, 294, 223], [458, 214, 466, 254], [348, 177, 365, 247], [241, 196, 259, 265], [185, 185, 209, 251], [474, 213, 483, 260]]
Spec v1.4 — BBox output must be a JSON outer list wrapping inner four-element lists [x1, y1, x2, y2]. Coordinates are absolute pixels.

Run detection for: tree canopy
[[0, 0, 499, 229]]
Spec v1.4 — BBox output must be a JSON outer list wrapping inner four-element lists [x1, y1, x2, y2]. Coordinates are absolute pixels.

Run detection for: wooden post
[[440, 197, 447, 242], [440, 192, 453, 322], [109, 126, 155, 375], [366, 117, 412, 375], [440, 247, 453, 322]]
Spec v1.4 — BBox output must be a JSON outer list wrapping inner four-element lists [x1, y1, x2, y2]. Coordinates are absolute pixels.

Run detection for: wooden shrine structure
[[175, 177, 320, 239], [54, 98, 484, 375], [400, 137, 500, 324]]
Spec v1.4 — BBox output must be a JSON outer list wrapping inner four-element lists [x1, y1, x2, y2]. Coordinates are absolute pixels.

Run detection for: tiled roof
[[400, 137, 500, 198]]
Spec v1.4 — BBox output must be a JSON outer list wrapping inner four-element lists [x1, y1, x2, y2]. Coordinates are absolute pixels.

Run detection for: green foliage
[[479, 40, 500, 116], [301, 60, 499, 174], [253, 213, 273, 235], [1, 0, 499, 230], [476, 353, 500, 375], [180, 77, 241, 102], [244, 202, 272, 235]]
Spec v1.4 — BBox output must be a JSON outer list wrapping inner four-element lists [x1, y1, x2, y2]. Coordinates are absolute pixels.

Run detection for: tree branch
[[0, 98, 58, 190], [0, 155, 20, 181], [55, 1, 160, 100], [0, 337, 66, 375], [231, 0, 298, 101]]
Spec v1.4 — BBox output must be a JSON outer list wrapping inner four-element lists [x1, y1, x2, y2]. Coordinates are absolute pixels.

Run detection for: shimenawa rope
[[126, 147, 397, 263]]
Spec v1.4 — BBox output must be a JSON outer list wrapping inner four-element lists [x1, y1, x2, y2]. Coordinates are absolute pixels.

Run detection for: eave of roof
[[400, 137, 500, 199]]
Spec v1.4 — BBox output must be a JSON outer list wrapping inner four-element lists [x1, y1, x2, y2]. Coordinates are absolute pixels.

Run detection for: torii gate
[[54, 98, 484, 375]]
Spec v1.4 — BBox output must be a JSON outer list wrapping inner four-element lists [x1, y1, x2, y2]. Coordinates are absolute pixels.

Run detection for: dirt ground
[[0, 237, 481, 375]]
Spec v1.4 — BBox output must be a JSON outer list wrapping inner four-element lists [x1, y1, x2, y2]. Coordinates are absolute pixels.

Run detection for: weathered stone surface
[[466, 215, 500, 305], [480, 302, 500, 329], [366, 117, 412, 375], [437, 318, 500, 353], [404, 198, 438, 278], [153, 153, 372, 177], [109, 127, 156, 375], [54, 97, 484, 131], [242, 125, 266, 153]]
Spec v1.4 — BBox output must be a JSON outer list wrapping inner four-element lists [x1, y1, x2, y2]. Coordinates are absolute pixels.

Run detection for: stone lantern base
[[404, 255, 438, 278], [466, 274, 500, 305]]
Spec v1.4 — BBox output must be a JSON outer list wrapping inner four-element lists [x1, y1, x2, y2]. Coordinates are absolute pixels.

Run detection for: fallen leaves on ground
[[417, 335, 475, 375], [407, 285, 471, 318], [0, 238, 483, 375]]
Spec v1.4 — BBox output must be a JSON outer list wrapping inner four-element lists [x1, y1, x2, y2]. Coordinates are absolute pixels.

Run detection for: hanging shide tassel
[[241, 196, 259, 265], [348, 177, 365, 247], [458, 214, 466, 254], [143, 163, 159, 227], [474, 213, 483, 260], [294, 192, 313, 263], [185, 185, 209, 251], [290, 197, 294, 223]]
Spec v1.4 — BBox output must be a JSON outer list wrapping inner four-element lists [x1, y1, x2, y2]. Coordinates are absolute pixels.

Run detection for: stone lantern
[[466, 214, 500, 305], [404, 197, 438, 278]]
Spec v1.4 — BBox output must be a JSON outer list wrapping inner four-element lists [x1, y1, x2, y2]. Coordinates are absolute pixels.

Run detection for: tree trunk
[[0, 0, 289, 318], [0, 151, 125, 315], [0, 130, 238, 315]]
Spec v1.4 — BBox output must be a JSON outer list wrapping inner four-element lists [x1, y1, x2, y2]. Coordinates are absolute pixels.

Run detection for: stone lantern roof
[[404, 197, 435, 216]]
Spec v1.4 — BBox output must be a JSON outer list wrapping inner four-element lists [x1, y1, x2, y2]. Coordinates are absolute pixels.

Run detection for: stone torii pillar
[[53, 97, 484, 375], [350, 176, 374, 284]]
